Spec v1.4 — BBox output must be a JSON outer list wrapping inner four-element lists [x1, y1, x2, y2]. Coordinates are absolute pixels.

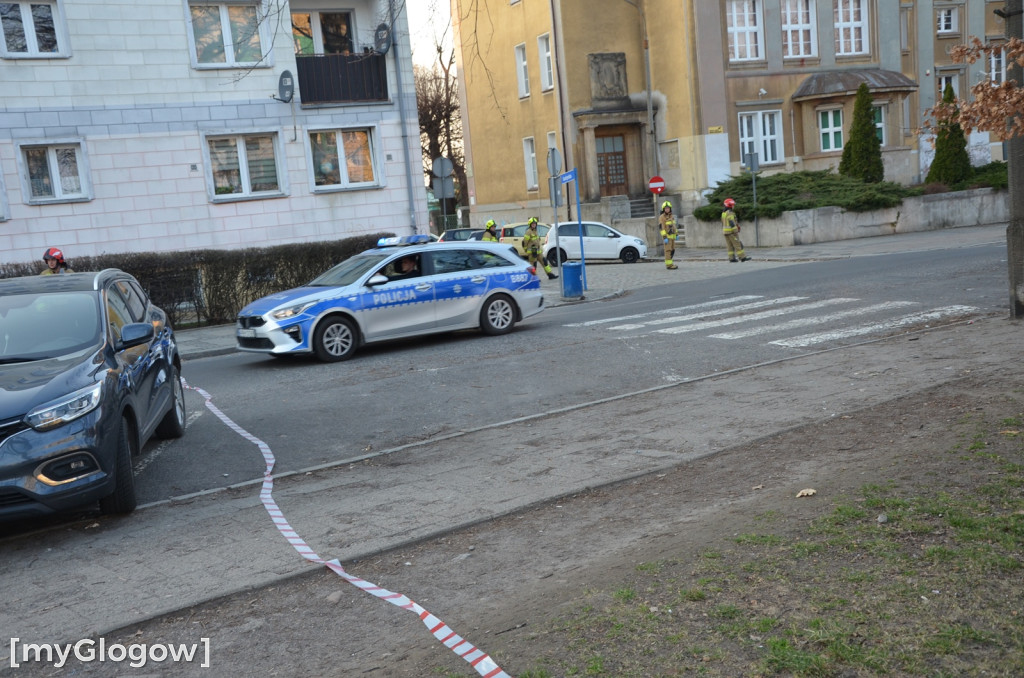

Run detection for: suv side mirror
[[119, 322, 155, 350]]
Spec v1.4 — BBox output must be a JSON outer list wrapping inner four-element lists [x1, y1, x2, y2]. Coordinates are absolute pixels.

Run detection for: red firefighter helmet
[[723, 198, 736, 209], [42, 247, 65, 264]]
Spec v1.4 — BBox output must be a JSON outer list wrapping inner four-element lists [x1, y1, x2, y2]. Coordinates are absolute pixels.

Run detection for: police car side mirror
[[367, 274, 389, 286]]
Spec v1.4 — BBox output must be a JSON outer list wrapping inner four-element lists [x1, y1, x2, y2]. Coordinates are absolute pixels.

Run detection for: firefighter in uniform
[[522, 217, 557, 280], [659, 201, 679, 269], [721, 198, 750, 262], [482, 219, 499, 242]]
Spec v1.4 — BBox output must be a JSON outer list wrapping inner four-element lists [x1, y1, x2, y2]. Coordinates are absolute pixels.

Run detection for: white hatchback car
[[542, 221, 647, 266]]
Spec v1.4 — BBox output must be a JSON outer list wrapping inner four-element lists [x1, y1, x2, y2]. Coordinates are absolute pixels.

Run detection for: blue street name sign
[[560, 168, 577, 184]]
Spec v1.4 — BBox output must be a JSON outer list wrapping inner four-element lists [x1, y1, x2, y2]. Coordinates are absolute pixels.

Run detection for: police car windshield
[[309, 252, 392, 287]]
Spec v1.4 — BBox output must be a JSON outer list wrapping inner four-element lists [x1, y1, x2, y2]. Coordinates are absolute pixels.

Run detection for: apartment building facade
[[452, 0, 1007, 226], [0, 0, 425, 265]]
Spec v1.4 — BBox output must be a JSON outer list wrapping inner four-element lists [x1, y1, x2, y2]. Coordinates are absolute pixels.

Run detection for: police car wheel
[[314, 316, 357, 362], [480, 294, 516, 336]]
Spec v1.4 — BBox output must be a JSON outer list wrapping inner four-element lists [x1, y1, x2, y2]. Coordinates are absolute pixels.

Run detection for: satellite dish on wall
[[274, 70, 294, 103], [374, 23, 392, 55]]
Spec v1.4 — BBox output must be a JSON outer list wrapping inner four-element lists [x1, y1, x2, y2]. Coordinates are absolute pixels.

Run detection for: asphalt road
[[131, 243, 1005, 504]]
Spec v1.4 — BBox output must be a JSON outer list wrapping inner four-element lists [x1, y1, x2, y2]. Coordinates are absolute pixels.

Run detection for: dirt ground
[[27, 369, 1022, 678]]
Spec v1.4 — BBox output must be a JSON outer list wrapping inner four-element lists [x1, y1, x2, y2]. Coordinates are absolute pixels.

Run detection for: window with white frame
[[309, 128, 377, 189], [205, 133, 282, 198], [937, 72, 959, 99], [936, 7, 958, 35], [538, 33, 553, 91], [872, 104, 886, 146], [834, 0, 868, 56], [739, 111, 783, 165], [819, 109, 843, 152], [900, 7, 910, 51], [781, 0, 816, 59], [514, 43, 529, 98], [0, 0, 68, 58], [990, 46, 1006, 85], [20, 141, 90, 203], [188, 1, 266, 67], [546, 131, 559, 175], [523, 137, 538, 190], [726, 0, 763, 62]]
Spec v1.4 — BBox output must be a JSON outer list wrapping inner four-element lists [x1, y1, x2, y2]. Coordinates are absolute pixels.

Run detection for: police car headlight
[[26, 382, 103, 431], [271, 302, 316, 320]]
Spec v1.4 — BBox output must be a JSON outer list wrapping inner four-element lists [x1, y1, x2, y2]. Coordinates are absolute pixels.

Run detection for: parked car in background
[[0, 271, 186, 520], [236, 235, 545, 362], [543, 221, 648, 265], [438, 228, 479, 242], [500, 222, 550, 256]]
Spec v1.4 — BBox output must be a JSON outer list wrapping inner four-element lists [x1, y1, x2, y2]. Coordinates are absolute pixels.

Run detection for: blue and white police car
[[236, 235, 545, 362]]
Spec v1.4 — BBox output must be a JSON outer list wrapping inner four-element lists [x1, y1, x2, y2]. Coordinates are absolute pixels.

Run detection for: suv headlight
[[271, 302, 316, 321], [26, 382, 103, 431]]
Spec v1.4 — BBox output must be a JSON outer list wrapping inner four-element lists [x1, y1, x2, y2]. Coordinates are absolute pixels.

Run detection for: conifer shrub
[[839, 83, 884, 183]]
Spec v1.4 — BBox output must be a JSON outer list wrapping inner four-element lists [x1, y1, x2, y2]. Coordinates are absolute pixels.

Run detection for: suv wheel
[[99, 417, 138, 515], [155, 365, 186, 438]]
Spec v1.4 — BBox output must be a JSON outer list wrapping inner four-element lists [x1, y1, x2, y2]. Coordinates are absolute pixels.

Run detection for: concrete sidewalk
[[0, 223, 1013, 657], [173, 224, 1008, 361]]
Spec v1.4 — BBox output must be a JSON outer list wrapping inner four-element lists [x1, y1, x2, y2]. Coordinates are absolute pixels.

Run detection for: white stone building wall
[[0, 0, 425, 265]]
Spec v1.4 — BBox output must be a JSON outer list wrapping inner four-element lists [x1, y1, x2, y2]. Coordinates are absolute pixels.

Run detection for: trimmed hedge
[[1, 233, 393, 327]]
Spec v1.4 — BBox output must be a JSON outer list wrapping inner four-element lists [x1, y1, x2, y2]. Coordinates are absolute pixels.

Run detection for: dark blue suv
[[0, 270, 185, 519]]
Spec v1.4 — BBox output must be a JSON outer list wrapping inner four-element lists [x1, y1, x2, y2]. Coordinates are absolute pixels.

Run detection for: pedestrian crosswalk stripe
[[563, 295, 763, 327], [609, 296, 808, 331], [710, 301, 918, 339], [769, 305, 977, 347], [652, 298, 848, 335]]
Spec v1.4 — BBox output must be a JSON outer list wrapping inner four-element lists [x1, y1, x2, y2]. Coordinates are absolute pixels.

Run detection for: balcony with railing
[[295, 52, 389, 105]]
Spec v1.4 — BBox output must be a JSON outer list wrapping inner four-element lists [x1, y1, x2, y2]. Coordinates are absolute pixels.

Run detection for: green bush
[[692, 170, 916, 222], [1, 232, 393, 326], [692, 160, 1005, 223]]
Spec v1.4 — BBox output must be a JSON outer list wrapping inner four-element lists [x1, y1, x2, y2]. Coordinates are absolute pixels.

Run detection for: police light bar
[[376, 234, 431, 247]]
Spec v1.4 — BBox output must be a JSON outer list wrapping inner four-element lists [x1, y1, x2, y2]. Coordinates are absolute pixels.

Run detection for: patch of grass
[[735, 533, 784, 546], [513, 401, 1024, 677]]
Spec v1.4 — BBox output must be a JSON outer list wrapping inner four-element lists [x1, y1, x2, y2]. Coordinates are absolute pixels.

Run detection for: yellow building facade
[[452, 1, 1007, 229]]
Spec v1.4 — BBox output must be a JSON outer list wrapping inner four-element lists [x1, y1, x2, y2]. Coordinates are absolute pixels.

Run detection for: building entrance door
[[595, 135, 627, 197]]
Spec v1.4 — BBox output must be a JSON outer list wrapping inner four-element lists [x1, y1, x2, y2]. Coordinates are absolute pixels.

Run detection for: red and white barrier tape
[[185, 381, 511, 678]]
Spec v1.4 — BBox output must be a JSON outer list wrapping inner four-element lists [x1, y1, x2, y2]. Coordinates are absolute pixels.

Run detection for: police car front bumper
[[236, 316, 309, 354]]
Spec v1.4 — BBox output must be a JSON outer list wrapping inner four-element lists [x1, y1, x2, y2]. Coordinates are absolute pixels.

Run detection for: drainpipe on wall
[[549, 0, 573, 221], [622, 0, 658, 211], [390, 0, 419, 233]]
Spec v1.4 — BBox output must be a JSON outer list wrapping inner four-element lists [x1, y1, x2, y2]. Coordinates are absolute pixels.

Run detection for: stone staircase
[[629, 195, 657, 219]]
